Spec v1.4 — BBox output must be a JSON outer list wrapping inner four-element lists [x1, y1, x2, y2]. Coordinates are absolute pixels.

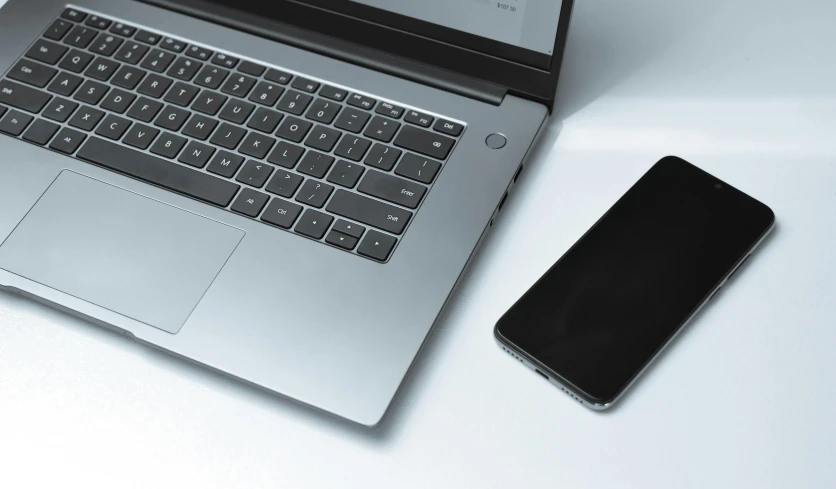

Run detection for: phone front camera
[[715, 184, 722, 189]]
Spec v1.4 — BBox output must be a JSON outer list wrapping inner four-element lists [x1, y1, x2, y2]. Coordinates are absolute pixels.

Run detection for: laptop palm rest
[[0, 171, 244, 334]]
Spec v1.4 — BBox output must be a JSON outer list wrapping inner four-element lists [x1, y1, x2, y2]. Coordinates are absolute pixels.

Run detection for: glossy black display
[[496, 157, 774, 405]]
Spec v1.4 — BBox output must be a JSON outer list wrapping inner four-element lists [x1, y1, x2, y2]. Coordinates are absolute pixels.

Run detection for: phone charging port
[[535, 369, 549, 380]]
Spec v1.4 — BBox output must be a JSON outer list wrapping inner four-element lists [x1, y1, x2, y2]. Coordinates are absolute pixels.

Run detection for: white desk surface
[[2, 0, 834, 487]]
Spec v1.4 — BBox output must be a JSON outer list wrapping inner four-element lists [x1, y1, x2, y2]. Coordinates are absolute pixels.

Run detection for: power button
[[486, 133, 507, 149]]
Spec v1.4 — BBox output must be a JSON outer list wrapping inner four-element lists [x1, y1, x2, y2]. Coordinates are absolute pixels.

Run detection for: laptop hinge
[[139, 0, 508, 106]]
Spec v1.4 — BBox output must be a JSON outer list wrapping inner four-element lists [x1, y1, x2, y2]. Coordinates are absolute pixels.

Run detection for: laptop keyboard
[[0, 7, 467, 262]]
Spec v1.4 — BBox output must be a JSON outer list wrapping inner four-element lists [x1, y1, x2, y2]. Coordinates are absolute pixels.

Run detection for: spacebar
[[77, 137, 240, 207]]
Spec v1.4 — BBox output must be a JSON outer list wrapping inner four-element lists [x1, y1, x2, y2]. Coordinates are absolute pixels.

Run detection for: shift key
[[326, 189, 412, 235], [0, 79, 52, 113]]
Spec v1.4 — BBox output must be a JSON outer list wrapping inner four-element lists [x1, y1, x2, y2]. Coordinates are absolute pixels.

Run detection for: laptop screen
[[206, 0, 566, 69], [348, 0, 564, 56]]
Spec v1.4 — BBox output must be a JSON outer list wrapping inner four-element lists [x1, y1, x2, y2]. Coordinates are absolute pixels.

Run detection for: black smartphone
[[495, 157, 775, 409]]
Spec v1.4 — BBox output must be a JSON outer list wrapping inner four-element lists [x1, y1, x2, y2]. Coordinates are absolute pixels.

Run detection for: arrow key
[[332, 219, 365, 239], [325, 230, 358, 250], [294, 209, 333, 240], [358, 230, 397, 262]]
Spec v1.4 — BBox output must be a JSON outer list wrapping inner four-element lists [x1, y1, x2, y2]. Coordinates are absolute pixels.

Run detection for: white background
[[2, 0, 835, 488]]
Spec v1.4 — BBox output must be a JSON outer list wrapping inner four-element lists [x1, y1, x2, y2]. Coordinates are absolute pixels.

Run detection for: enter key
[[357, 169, 427, 209]]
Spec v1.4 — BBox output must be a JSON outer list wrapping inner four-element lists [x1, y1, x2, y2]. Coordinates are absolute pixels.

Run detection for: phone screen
[[495, 157, 774, 405]]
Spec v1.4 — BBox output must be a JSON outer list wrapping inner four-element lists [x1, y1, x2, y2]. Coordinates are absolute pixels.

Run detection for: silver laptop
[[0, 0, 573, 425]]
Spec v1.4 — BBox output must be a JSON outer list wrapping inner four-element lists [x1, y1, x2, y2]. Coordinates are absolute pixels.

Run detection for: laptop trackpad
[[0, 171, 244, 334]]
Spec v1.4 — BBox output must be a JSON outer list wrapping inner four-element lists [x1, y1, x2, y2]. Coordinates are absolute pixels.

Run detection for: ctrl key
[[357, 230, 397, 262], [261, 197, 303, 229]]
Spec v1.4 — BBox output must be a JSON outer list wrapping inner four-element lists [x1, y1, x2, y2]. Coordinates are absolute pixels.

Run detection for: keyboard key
[[404, 110, 433, 128], [68, 106, 105, 131], [264, 68, 292, 85], [248, 81, 284, 106], [325, 230, 358, 250], [364, 143, 401, 171], [44, 19, 73, 41], [265, 169, 303, 198], [294, 209, 333, 239], [191, 90, 227, 115], [140, 49, 175, 72], [247, 107, 283, 133], [394, 124, 455, 160], [161, 85, 195, 114], [42, 98, 78, 122], [218, 99, 254, 124], [186, 45, 213, 61], [122, 123, 160, 149], [319, 85, 347, 102], [347, 93, 375, 110], [333, 135, 371, 161], [95, 114, 132, 140], [209, 122, 247, 149], [238, 61, 265, 76], [326, 160, 364, 188], [160, 37, 186, 53], [206, 151, 244, 178], [135, 30, 161, 45], [85, 15, 112, 30], [267, 141, 304, 168], [294, 180, 334, 208], [47, 72, 83, 96], [0, 110, 34, 136], [211, 53, 239, 69], [137, 73, 172, 98], [261, 198, 303, 229], [77, 137, 240, 207], [305, 98, 340, 124], [291, 77, 319, 93], [109, 22, 136, 37], [358, 170, 426, 209], [433, 118, 464, 137], [181, 113, 218, 140], [375, 102, 403, 119], [126, 97, 163, 122], [65, 25, 97, 49], [395, 153, 442, 184], [231, 188, 269, 216], [49, 127, 86, 153], [178, 140, 215, 168], [235, 160, 273, 188], [25, 39, 67, 65], [114, 42, 149, 64], [0, 79, 52, 113], [61, 8, 87, 22], [332, 219, 365, 239], [297, 151, 335, 178], [8, 60, 56, 88], [334, 106, 370, 133], [326, 189, 411, 234], [154, 105, 190, 131], [0, 106, 5, 120], [167, 57, 202, 81], [84, 57, 120, 81], [149, 131, 187, 158], [239, 132, 276, 159], [363, 116, 400, 142], [221, 73, 256, 98], [357, 230, 396, 261], [112, 65, 146, 90], [304, 125, 340, 152], [276, 116, 312, 142], [195, 65, 229, 89], [89, 32, 124, 56], [276, 90, 312, 115], [100, 88, 136, 113]]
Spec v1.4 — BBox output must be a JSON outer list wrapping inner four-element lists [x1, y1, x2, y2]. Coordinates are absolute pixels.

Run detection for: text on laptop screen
[[349, 0, 563, 55]]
